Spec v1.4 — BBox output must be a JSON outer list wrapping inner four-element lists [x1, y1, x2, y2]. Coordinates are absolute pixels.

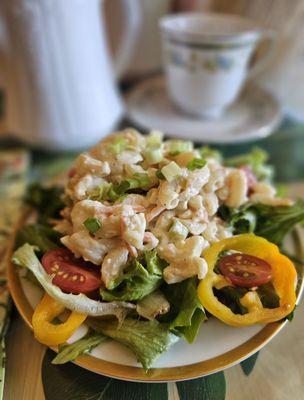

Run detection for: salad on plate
[[12, 129, 304, 370]]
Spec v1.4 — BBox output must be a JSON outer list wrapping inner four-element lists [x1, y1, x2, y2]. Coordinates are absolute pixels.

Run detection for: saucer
[[125, 76, 282, 144]]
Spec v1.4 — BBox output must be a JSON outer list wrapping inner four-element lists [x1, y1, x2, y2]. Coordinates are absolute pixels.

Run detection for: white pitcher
[[0, 0, 141, 150]]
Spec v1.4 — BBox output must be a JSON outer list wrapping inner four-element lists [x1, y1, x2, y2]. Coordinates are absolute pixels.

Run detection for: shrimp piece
[[120, 213, 146, 249], [125, 242, 138, 258], [143, 231, 159, 251], [145, 206, 166, 223]]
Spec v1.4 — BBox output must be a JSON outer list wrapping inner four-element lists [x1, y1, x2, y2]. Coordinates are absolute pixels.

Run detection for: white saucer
[[126, 76, 282, 144]]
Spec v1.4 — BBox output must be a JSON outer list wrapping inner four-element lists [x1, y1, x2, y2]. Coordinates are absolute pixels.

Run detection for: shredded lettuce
[[88, 318, 179, 370], [12, 244, 135, 319], [52, 331, 106, 365], [15, 224, 61, 253], [225, 147, 273, 181], [100, 258, 163, 302], [161, 278, 206, 343]]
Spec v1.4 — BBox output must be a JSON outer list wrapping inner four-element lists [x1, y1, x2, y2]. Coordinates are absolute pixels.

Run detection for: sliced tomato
[[41, 248, 101, 294], [218, 253, 272, 288]]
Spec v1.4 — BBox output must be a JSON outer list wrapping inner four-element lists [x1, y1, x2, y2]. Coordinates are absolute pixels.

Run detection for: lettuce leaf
[[25, 183, 64, 222], [213, 286, 248, 315], [219, 201, 304, 246], [161, 278, 206, 343], [52, 331, 106, 365], [15, 223, 61, 252], [144, 250, 167, 276], [251, 201, 304, 245], [12, 244, 135, 319], [224, 147, 273, 181], [88, 318, 179, 370], [100, 251, 166, 301], [100, 259, 162, 302]]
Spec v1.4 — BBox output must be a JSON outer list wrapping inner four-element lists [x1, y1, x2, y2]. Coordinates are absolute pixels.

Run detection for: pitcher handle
[[107, 0, 142, 79]]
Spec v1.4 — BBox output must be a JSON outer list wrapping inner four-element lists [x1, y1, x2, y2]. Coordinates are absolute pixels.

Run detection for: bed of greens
[[11, 130, 304, 370]]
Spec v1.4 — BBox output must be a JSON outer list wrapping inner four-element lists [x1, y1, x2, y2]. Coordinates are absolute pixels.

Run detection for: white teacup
[[160, 13, 276, 119]]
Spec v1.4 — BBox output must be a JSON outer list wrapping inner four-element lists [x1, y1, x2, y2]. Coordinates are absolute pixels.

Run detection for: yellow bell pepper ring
[[32, 294, 87, 346], [198, 234, 297, 327]]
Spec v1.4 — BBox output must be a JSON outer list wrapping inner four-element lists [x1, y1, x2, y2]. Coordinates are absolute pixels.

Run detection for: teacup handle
[[247, 31, 277, 79]]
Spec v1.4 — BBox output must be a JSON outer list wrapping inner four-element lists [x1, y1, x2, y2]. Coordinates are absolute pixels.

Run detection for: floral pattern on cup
[[167, 48, 234, 73]]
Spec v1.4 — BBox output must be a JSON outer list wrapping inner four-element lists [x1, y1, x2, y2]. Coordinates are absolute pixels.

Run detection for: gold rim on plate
[[7, 213, 304, 382]]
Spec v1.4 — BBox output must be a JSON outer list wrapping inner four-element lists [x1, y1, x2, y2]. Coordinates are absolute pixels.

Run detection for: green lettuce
[[225, 147, 273, 181], [219, 201, 304, 246], [144, 250, 167, 276], [136, 290, 170, 320], [25, 183, 64, 222], [15, 223, 61, 252], [213, 286, 248, 315], [12, 244, 135, 319], [52, 331, 106, 365], [88, 318, 179, 371], [161, 278, 206, 343], [256, 282, 280, 309], [100, 260, 162, 302]]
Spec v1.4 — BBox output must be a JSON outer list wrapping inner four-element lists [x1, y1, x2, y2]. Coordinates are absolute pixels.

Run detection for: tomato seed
[[63, 273, 69, 279]]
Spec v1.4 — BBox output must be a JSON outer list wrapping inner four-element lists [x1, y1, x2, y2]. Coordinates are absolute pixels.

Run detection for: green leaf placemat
[[42, 349, 226, 400]]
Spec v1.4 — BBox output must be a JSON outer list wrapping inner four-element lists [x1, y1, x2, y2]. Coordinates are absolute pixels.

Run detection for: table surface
[[2, 120, 304, 400]]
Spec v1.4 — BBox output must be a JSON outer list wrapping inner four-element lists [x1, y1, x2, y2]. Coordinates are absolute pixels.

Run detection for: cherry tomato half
[[42, 248, 101, 294], [218, 253, 272, 288]]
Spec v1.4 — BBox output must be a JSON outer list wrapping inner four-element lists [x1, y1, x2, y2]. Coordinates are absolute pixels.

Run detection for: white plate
[[126, 76, 282, 144], [8, 219, 304, 382]]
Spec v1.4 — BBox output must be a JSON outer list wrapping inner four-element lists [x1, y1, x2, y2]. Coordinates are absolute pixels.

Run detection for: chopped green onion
[[83, 217, 101, 234], [145, 148, 163, 165], [156, 169, 165, 180], [107, 137, 127, 155], [147, 130, 163, 147], [107, 183, 120, 201], [168, 140, 193, 156], [115, 173, 151, 195], [161, 161, 182, 182], [169, 219, 188, 240], [88, 184, 106, 201], [187, 158, 206, 171]]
